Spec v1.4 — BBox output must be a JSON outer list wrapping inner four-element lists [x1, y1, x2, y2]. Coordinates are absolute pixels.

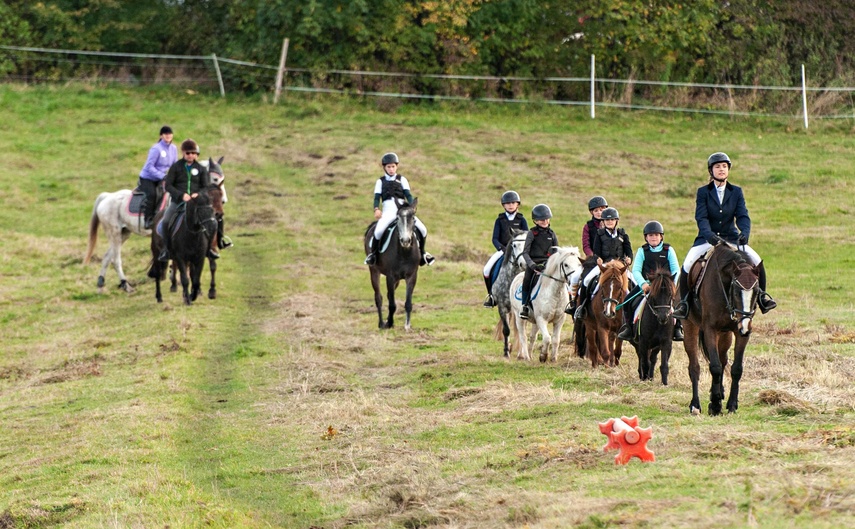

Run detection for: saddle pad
[[379, 224, 397, 254], [514, 276, 542, 301], [156, 211, 185, 238], [633, 297, 647, 324], [128, 191, 146, 215], [490, 256, 505, 285]]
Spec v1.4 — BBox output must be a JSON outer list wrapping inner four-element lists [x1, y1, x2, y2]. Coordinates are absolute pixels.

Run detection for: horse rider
[[566, 195, 609, 314], [159, 139, 213, 262], [519, 204, 559, 320], [617, 220, 684, 342], [574, 207, 632, 322], [138, 125, 177, 229], [364, 152, 435, 267], [673, 152, 777, 319], [483, 190, 529, 307]]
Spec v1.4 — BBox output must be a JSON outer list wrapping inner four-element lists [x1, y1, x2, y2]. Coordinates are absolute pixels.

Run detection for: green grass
[[0, 84, 854, 528]]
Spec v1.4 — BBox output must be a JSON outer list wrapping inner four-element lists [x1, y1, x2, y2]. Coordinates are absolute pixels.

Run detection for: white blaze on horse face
[[738, 288, 754, 335]]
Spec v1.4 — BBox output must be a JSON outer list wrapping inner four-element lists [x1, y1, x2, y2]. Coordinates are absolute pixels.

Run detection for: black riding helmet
[[532, 204, 553, 221], [601, 207, 619, 221], [707, 152, 732, 176], [501, 190, 521, 204], [588, 195, 608, 211], [381, 152, 399, 165], [643, 220, 664, 235]]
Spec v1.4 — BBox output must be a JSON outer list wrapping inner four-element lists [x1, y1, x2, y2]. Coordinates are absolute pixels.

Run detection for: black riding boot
[[519, 268, 534, 319], [672, 272, 690, 319], [217, 217, 232, 249], [364, 237, 377, 265], [418, 232, 435, 266], [617, 305, 634, 341], [672, 319, 684, 341], [483, 275, 495, 307], [573, 284, 588, 322], [158, 231, 170, 262], [757, 261, 777, 314]]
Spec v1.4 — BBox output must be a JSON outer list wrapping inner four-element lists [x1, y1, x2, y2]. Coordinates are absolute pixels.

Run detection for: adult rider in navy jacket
[[672, 152, 777, 319]]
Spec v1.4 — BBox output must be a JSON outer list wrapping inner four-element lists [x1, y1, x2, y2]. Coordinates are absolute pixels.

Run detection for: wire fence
[[3, 45, 855, 125]]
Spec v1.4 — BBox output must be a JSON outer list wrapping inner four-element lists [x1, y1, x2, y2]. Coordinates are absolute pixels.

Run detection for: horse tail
[[493, 318, 503, 341], [84, 192, 108, 265]]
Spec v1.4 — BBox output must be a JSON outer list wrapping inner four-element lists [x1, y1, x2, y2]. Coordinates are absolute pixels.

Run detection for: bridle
[[598, 269, 625, 313], [711, 253, 758, 323], [644, 277, 675, 324]]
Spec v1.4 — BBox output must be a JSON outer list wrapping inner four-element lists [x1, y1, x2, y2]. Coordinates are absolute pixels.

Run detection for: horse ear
[[578, 256, 586, 266], [217, 156, 224, 165], [411, 197, 418, 209], [208, 157, 214, 166]]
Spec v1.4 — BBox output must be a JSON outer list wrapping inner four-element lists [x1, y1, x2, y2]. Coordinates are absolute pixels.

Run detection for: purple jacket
[[139, 140, 178, 181]]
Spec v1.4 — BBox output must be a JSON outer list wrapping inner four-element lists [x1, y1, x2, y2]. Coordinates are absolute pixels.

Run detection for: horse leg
[[177, 260, 192, 305], [515, 311, 529, 361], [660, 339, 672, 386], [385, 275, 398, 329], [153, 261, 163, 303], [648, 345, 660, 382], [403, 273, 416, 331], [370, 269, 384, 329], [613, 329, 622, 366], [550, 318, 564, 362], [636, 336, 649, 381], [535, 316, 551, 363], [684, 322, 702, 414], [190, 260, 202, 302], [114, 230, 134, 293], [585, 322, 599, 368], [703, 329, 725, 416], [169, 261, 178, 293], [208, 255, 217, 299], [727, 334, 748, 413], [499, 308, 512, 358]]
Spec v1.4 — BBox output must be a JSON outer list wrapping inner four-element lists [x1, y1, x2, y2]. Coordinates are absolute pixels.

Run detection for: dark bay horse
[[491, 229, 528, 358], [364, 199, 421, 330], [148, 187, 220, 305], [575, 260, 628, 368], [627, 266, 677, 384], [683, 243, 761, 415]]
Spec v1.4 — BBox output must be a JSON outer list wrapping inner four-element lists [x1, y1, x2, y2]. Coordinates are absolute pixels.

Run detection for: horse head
[[647, 267, 677, 325], [505, 229, 529, 268], [545, 246, 583, 284], [729, 259, 760, 335], [207, 156, 225, 187], [206, 184, 224, 220], [188, 191, 219, 239], [597, 260, 628, 319], [396, 198, 417, 249]]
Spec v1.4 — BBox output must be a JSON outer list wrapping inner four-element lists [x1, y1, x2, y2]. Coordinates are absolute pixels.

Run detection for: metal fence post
[[590, 54, 596, 119], [801, 64, 808, 129]]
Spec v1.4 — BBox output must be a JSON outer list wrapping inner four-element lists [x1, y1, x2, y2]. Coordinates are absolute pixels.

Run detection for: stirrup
[[421, 252, 435, 266], [219, 235, 233, 249], [519, 306, 531, 320], [144, 218, 154, 230], [158, 250, 169, 263], [672, 325, 685, 342], [672, 301, 689, 320], [617, 324, 634, 341], [364, 253, 376, 265], [574, 305, 586, 321], [207, 249, 220, 260], [758, 292, 777, 314], [483, 295, 495, 308]]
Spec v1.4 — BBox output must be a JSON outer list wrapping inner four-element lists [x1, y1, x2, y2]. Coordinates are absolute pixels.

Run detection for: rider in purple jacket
[[139, 125, 178, 229]]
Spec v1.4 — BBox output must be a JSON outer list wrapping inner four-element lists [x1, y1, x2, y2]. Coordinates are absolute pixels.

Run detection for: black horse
[[364, 199, 421, 330], [683, 242, 761, 415], [625, 266, 677, 384], [148, 188, 219, 305]]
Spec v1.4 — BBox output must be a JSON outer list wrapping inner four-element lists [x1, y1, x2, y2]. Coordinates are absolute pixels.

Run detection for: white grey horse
[[509, 246, 584, 362], [492, 229, 529, 358]]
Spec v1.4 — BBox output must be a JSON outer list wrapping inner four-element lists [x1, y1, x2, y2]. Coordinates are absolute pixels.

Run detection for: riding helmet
[[381, 152, 399, 165], [531, 203, 553, 221], [160, 125, 173, 135], [587, 195, 608, 211], [501, 190, 521, 204], [601, 207, 620, 220], [707, 152, 732, 175], [643, 220, 664, 235], [181, 139, 200, 153]]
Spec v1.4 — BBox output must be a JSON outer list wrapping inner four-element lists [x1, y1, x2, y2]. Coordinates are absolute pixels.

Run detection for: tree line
[[3, 0, 854, 89]]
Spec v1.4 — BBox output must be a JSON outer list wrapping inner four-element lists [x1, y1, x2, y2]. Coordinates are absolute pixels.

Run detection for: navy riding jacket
[[692, 180, 750, 247]]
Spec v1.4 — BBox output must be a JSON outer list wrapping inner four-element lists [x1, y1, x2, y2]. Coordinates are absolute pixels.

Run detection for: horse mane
[[648, 265, 676, 299], [599, 260, 628, 291], [713, 244, 748, 275], [544, 246, 582, 276], [503, 229, 527, 259]]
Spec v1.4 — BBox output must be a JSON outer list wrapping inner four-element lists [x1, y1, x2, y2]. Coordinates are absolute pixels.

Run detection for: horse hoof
[[539, 353, 548, 363], [97, 276, 105, 288], [170, 286, 178, 293], [208, 290, 216, 299], [690, 407, 701, 416]]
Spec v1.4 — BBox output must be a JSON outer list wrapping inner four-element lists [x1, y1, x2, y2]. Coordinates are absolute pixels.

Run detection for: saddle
[[155, 203, 185, 238], [688, 245, 717, 296], [128, 189, 146, 215]]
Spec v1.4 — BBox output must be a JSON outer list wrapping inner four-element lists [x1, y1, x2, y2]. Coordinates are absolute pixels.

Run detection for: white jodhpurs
[[681, 242, 761, 273], [374, 200, 428, 240]]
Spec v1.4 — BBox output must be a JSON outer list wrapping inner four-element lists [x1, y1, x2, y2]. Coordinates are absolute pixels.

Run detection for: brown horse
[[575, 260, 628, 368], [682, 242, 760, 415]]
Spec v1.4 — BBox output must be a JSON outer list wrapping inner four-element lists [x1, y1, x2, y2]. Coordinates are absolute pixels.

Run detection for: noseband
[[718, 262, 758, 322]]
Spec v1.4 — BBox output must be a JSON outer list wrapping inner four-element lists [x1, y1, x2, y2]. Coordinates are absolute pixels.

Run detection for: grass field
[[1, 84, 854, 528]]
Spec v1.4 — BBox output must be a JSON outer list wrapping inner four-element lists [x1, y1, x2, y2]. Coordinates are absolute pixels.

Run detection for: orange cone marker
[[598, 415, 655, 464]]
